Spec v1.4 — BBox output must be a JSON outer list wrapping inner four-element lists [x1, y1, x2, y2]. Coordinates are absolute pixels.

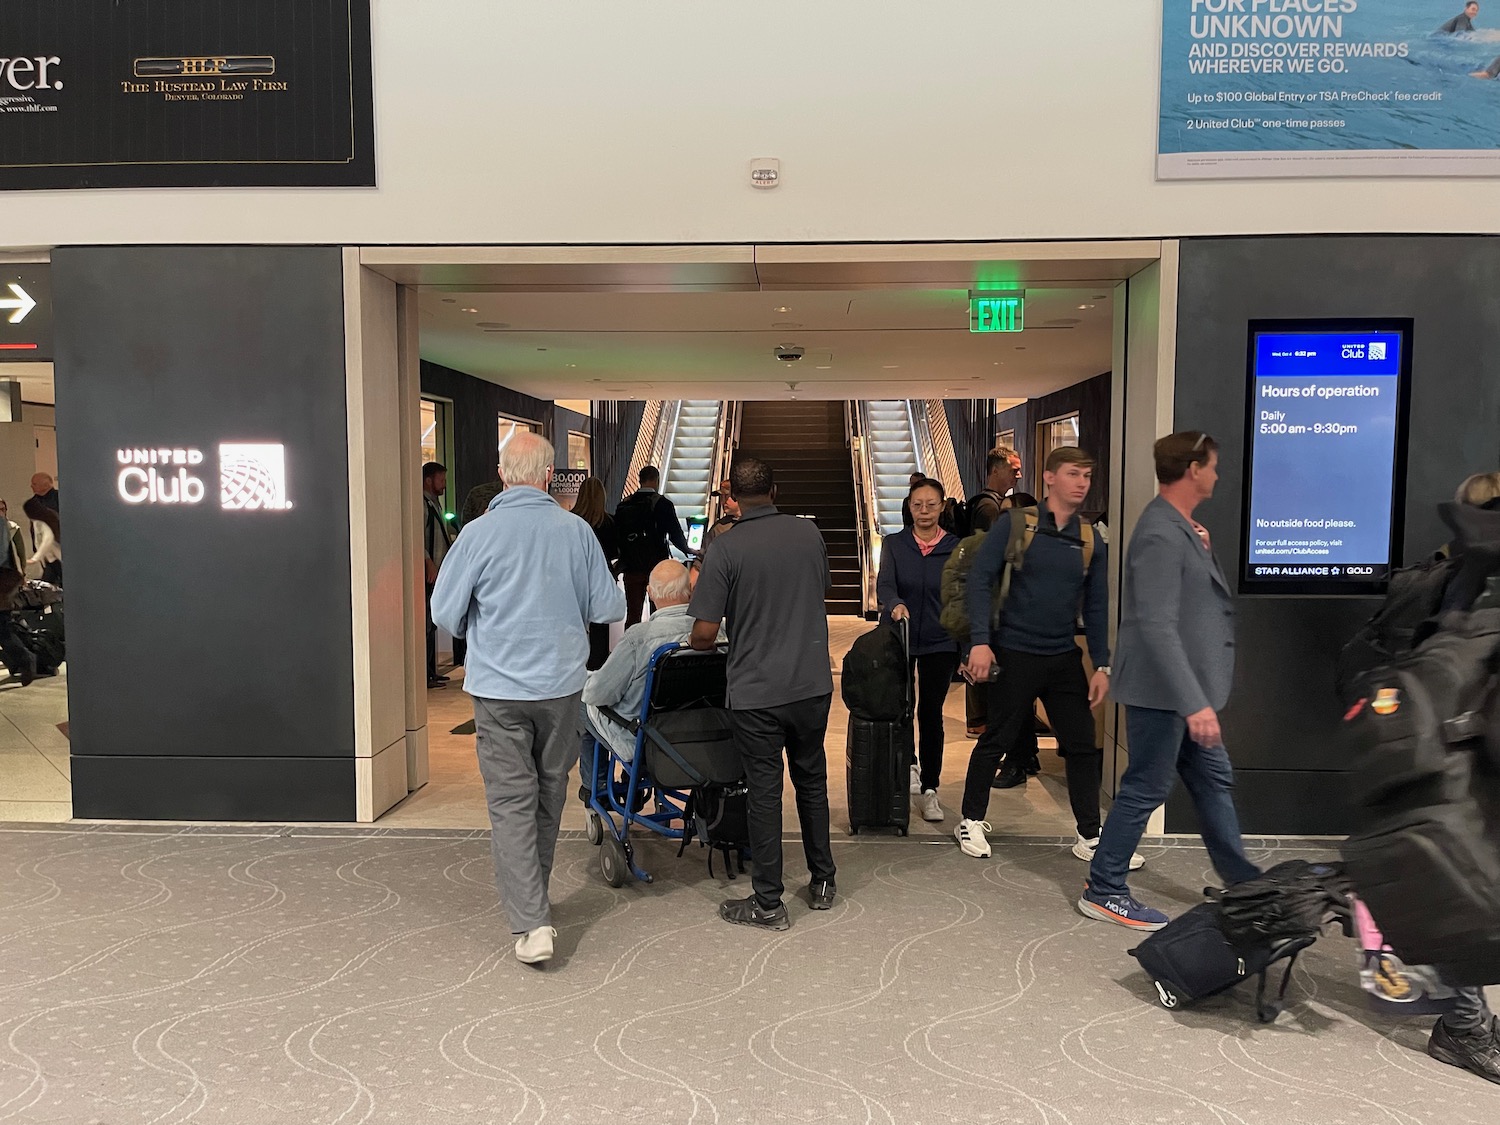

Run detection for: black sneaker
[[809, 880, 836, 910], [1428, 1016, 1500, 1085], [1024, 756, 1041, 776], [991, 764, 1027, 790], [719, 895, 791, 931], [18, 651, 37, 688]]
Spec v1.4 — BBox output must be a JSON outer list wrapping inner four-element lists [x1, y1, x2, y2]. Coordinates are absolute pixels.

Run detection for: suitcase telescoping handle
[[899, 615, 912, 715]]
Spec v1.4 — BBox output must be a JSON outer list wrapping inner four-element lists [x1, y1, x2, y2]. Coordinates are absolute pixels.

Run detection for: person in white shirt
[[24, 497, 60, 586]]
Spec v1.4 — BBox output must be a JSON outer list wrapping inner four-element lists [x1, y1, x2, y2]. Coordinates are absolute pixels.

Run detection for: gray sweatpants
[[472, 692, 582, 934]]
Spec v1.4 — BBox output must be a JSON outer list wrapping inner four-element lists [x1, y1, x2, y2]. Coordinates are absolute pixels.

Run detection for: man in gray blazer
[[1077, 431, 1261, 930]]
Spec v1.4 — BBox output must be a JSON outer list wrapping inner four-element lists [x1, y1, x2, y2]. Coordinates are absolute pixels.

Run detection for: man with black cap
[[702, 478, 740, 553]]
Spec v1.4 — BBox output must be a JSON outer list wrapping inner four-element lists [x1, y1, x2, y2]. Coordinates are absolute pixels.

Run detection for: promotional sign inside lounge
[[0, 1, 374, 189]]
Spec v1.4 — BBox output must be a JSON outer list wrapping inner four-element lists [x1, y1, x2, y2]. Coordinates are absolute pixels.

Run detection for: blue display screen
[[1242, 326, 1408, 594]]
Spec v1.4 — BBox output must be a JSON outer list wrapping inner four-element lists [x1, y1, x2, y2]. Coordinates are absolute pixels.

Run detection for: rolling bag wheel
[[600, 835, 628, 888], [898, 826, 908, 837], [585, 811, 604, 846]]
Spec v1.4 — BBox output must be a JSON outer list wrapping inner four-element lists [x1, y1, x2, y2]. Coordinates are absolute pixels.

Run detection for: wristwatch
[[1096, 666, 1111, 676]]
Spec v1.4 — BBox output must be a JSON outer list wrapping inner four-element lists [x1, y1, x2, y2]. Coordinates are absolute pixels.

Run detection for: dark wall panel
[[51, 246, 357, 819], [419, 361, 553, 515], [994, 372, 1112, 519], [943, 399, 995, 498], [595, 400, 646, 505], [1172, 235, 1500, 834]]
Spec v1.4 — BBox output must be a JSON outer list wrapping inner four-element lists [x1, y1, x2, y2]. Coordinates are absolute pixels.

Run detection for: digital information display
[[1241, 319, 1412, 597]]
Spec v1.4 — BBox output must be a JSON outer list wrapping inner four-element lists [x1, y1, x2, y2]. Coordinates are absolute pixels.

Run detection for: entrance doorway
[[349, 241, 1180, 832]]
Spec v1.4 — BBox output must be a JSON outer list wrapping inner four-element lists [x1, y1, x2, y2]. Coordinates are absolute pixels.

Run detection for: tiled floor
[[380, 617, 1080, 839], [0, 668, 70, 823]]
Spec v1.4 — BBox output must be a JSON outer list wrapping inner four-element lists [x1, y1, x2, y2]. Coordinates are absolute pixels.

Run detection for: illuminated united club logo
[[219, 443, 291, 511], [115, 444, 291, 511]]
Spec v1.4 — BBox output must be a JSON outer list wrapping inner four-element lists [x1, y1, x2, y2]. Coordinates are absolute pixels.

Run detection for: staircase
[[736, 401, 862, 616], [866, 400, 921, 536], [661, 400, 722, 521]]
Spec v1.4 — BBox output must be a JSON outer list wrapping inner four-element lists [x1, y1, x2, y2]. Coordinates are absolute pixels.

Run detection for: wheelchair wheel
[[600, 835, 628, 888], [585, 811, 604, 846]]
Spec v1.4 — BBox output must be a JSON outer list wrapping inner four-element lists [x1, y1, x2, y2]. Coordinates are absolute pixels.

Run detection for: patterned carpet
[[1, 824, 1496, 1125]]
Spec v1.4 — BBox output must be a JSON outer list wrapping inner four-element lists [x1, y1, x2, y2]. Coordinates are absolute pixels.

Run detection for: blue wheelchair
[[580, 642, 744, 887]]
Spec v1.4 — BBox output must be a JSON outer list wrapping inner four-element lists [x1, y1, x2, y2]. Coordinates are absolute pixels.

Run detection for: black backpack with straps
[[615, 492, 666, 573]]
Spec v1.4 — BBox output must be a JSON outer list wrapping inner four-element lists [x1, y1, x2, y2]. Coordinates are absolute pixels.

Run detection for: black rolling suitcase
[[844, 618, 912, 836]]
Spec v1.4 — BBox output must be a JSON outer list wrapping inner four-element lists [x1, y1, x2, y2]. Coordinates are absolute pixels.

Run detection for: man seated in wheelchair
[[580, 560, 707, 782]]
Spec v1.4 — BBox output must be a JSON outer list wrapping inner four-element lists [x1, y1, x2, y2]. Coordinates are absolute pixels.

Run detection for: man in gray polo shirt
[[689, 457, 837, 931]]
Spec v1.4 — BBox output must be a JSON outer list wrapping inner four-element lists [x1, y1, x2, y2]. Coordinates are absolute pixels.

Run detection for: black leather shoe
[[1024, 756, 1041, 777], [1428, 1016, 1500, 1085], [809, 880, 836, 910], [18, 652, 36, 689], [719, 895, 791, 931], [991, 765, 1028, 790]]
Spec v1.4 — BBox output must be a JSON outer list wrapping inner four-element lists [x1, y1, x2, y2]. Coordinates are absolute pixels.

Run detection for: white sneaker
[[1072, 833, 1145, 871], [919, 789, 944, 822], [910, 764, 922, 796], [955, 819, 992, 858], [514, 926, 557, 965]]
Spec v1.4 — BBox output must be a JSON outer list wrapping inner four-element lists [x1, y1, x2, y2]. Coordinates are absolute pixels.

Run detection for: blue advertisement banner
[[1159, 2, 1500, 178]]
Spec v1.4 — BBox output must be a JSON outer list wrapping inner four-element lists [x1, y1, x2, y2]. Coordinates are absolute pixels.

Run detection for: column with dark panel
[[53, 246, 359, 821]]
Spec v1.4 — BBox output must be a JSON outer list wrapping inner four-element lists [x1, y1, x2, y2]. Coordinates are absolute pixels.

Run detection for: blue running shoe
[[1076, 886, 1169, 931]]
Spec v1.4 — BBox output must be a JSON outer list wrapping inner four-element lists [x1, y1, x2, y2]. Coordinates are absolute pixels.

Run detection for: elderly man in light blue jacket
[[1077, 431, 1261, 931], [432, 432, 625, 967]]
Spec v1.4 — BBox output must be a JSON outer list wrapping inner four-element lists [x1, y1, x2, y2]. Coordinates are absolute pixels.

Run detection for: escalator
[[659, 400, 723, 522], [737, 401, 862, 616]]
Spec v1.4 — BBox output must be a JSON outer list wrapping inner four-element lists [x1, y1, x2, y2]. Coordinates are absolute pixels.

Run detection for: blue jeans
[[1088, 706, 1261, 898]]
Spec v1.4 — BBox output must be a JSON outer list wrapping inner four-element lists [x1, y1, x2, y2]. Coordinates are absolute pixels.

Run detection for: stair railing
[[654, 400, 686, 500], [710, 399, 740, 503], [919, 399, 968, 501], [846, 401, 880, 616]]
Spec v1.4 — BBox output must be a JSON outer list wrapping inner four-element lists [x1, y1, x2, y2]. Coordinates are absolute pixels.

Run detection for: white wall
[[1, 1, 1491, 249]]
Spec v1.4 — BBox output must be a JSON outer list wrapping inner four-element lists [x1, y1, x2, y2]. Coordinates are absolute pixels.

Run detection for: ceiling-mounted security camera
[[774, 344, 805, 362]]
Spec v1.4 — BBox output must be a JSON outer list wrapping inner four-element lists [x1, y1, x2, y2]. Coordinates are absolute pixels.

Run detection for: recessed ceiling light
[[537, 347, 548, 352], [461, 307, 479, 314], [882, 364, 900, 370], [441, 298, 457, 304], [816, 365, 832, 370], [1078, 304, 1094, 310], [566, 363, 577, 368], [774, 306, 791, 314], [1014, 346, 1027, 351]]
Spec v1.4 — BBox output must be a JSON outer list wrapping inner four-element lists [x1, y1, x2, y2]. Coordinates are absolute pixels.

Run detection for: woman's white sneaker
[[955, 819, 992, 858], [909, 764, 922, 796], [919, 790, 944, 822], [1072, 833, 1145, 871]]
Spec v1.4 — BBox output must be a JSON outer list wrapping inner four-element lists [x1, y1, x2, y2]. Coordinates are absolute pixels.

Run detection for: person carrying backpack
[[956, 446, 1123, 866], [1343, 470, 1500, 1085], [963, 447, 1020, 737], [877, 477, 960, 823], [615, 465, 696, 627]]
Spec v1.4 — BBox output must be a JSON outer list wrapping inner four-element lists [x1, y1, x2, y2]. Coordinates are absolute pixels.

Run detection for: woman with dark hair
[[877, 477, 961, 822], [24, 496, 61, 587], [573, 477, 619, 669]]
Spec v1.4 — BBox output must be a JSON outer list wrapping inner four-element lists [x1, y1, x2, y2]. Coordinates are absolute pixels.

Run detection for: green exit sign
[[970, 295, 1024, 333]]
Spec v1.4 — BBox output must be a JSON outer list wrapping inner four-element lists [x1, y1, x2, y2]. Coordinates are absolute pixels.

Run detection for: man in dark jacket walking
[[878, 478, 960, 822], [615, 465, 695, 627]]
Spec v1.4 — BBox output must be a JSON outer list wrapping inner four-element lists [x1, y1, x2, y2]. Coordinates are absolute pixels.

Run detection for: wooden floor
[[379, 618, 1078, 839]]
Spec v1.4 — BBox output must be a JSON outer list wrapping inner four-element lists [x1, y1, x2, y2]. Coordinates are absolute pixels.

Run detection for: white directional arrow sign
[[0, 283, 37, 325]]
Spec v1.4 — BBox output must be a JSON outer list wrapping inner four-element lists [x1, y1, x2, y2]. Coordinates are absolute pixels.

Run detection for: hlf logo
[[219, 444, 291, 511]]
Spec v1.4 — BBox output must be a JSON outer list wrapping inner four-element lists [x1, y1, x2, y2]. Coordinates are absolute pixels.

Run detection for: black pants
[[623, 571, 652, 628], [961, 648, 1102, 837], [965, 681, 987, 732], [911, 651, 960, 792], [730, 694, 837, 910], [424, 582, 437, 680]]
